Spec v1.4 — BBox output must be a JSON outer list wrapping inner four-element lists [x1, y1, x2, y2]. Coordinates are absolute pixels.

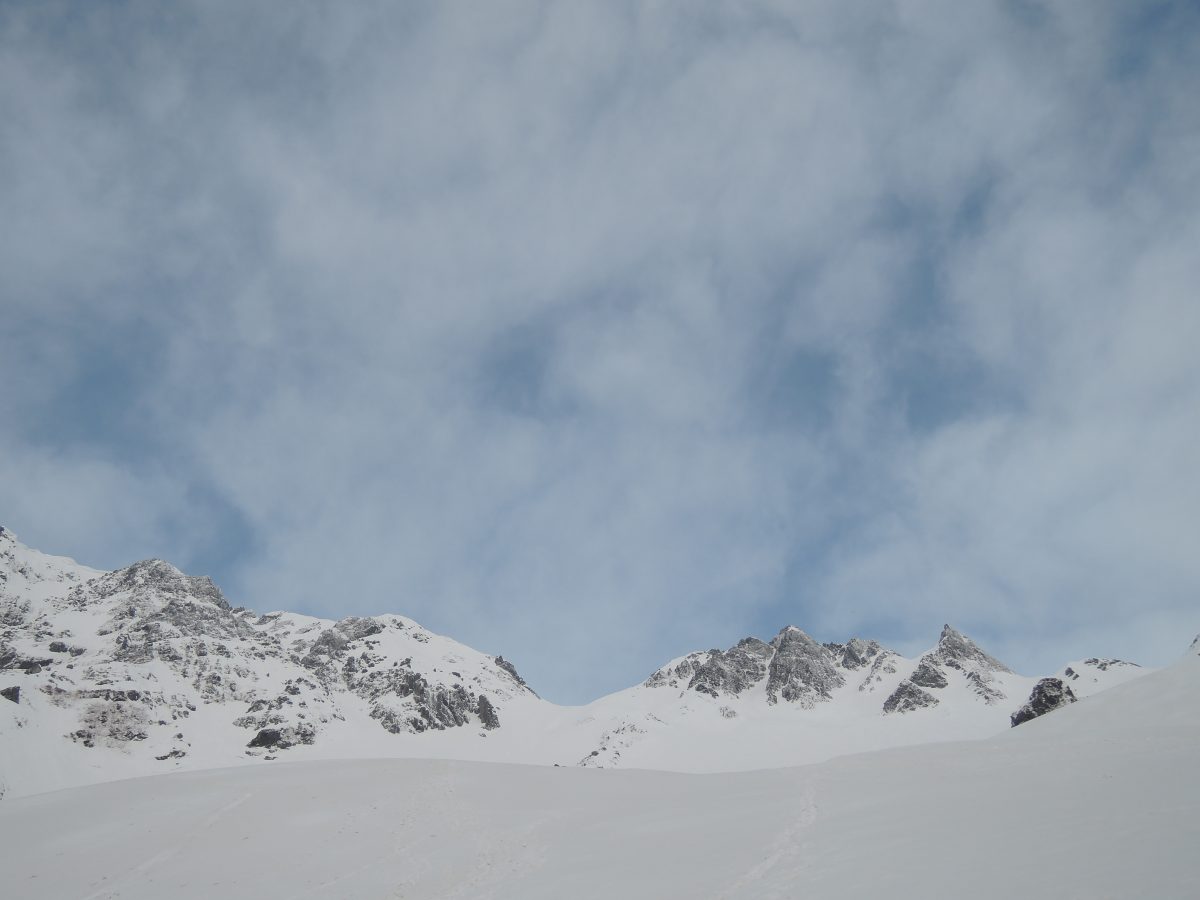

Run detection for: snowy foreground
[[2, 651, 1196, 899]]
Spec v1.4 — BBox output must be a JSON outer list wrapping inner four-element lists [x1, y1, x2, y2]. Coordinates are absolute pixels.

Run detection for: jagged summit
[[642, 622, 1020, 716], [933, 624, 1012, 673], [766, 626, 844, 706], [878, 624, 1014, 715], [90, 558, 231, 610]]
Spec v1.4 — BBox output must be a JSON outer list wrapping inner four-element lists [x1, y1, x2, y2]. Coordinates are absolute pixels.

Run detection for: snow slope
[[1, 647, 1195, 899]]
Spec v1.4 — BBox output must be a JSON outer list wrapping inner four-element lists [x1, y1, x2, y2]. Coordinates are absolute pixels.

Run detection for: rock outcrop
[[1011, 678, 1077, 727], [766, 627, 846, 706], [883, 625, 1010, 713], [883, 681, 939, 714], [824, 638, 883, 670], [689, 638, 773, 698]]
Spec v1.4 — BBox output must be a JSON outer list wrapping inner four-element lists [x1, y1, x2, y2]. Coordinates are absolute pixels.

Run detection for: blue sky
[[2, 0, 1198, 703]]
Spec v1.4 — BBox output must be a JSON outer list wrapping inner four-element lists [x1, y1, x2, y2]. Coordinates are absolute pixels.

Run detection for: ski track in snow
[[721, 776, 818, 898]]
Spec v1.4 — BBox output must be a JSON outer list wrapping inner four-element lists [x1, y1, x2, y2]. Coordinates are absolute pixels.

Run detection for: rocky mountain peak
[[933, 624, 1011, 674], [87, 559, 231, 611], [881, 625, 1012, 715], [766, 626, 844, 706]]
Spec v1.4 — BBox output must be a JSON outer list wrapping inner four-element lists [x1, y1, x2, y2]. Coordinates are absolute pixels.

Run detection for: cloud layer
[[2, 1, 1198, 700]]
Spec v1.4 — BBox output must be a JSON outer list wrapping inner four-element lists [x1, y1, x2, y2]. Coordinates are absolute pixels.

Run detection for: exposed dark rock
[[896, 625, 1010, 706], [766, 627, 844, 706], [928, 624, 1011, 674], [77, 688, 143, 703], [494, 656, 536, 695], [826, 637, 883, 670], [1071, 657, 1140, 674], [965, 670, 1005, 704], [883, 681, 939, 714], [364, 668, 484, 734], [302, 617, 385, 675], [248, 727, 283, 748], [857, 650, 899, 692], [247, 724, 315, 749], [908, 660, 949, 689], [72, 700, 151, 747], [476, 694, 500, 729], [688, 638, 773, 698], [335, 616, 385, 642], [1011, 678, 1077, 727], [88, 559, 231, 610], [0, 647, 53, 673], [0, 599, 30, 626], [644, 652, 711, 688], [1, 685, 18, 704], [48, 641, 69, 653]]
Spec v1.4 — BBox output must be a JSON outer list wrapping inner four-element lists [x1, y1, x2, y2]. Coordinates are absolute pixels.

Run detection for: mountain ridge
[[0, 526, 1153, 798]]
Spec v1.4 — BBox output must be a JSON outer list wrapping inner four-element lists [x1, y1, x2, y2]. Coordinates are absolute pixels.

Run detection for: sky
[[1, 0, 1198, 703]]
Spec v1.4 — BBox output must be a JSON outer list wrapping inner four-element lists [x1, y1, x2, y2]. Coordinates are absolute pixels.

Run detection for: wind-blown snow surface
[[0, 527, 1152, 798], [1, 651, 1196, 899]]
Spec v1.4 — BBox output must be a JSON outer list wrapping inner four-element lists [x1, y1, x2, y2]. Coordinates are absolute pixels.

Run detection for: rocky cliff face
[[642, 621, 1035, 718], [765, 627, 845, 707], [824, 637, 884, 671], [644, 627, 867, 708], [687, 638, 773, 698]]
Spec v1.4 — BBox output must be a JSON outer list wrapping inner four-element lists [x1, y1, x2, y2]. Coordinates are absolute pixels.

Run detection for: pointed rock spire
[[933, 624, 1011, 674]]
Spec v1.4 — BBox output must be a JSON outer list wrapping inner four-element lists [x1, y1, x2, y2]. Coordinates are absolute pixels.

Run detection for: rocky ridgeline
[[646, 628, 879, 705], [1, 528, 1161, 790], [644, 623, 1019, 717], [0, 529, 535, 767]]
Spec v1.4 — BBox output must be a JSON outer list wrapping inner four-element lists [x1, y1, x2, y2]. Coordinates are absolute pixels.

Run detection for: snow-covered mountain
[[0, 526, 543, 798], [2, 634, 1196, 898], [0, 527, 1149, 798]]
